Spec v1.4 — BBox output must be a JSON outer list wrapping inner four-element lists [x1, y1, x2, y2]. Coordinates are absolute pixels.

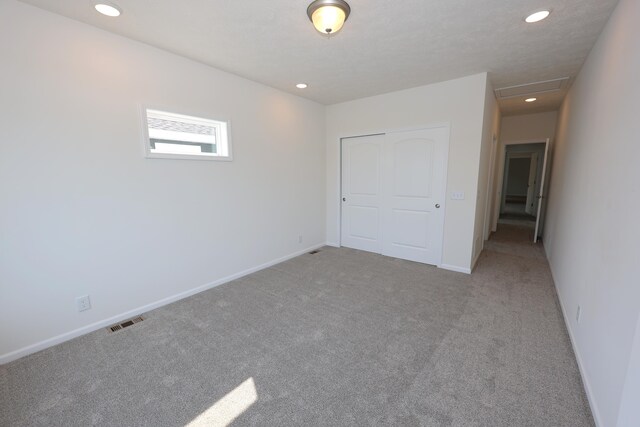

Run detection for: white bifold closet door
[[341, 126, 448, 266]]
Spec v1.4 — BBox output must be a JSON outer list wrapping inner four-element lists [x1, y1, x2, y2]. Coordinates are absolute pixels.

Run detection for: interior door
[[380, 127, 448, 265], [525, 153, 539, 215], [340, 134, 384, 253], [534, 139, 550, 242]]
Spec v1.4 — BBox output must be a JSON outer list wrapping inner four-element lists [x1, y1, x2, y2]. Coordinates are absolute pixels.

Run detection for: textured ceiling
[[18, 0, 618, 114]]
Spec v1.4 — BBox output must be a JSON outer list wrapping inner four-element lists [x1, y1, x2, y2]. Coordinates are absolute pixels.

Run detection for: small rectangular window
[[143, 108, 231, 160]]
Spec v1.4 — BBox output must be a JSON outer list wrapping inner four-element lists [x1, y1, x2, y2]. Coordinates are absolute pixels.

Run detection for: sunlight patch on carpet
[[185, 377, 257, 426]]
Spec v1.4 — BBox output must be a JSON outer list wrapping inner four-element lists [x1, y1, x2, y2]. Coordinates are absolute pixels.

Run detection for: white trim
[[483, 135, 498, 241], [502, 138, 549, 145], [533, 138, 551, 242], [325, 241, 340, 248], [438, 264, 472, 274], [437, 125, 451, 267], [143, 152, 234, 162], [339, 121, 451, 142], [0, 242, 326, 365], [547, 256, 602, 427]]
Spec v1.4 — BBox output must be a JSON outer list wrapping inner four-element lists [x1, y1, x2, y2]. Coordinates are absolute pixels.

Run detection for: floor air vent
[[309, 250, 320, 254], [108, 316, 144, 333]]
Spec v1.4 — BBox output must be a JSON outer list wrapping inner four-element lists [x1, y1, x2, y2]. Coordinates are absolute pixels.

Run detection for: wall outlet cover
[[76, 295, 91, 312]]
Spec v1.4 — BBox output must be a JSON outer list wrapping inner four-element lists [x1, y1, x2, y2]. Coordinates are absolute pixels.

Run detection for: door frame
[[492, 138, 547, 233], [533, 140, 550, 242], [482, 135, 498, 241], [525, 152, 539, 215], [339, 122, 451, 267]]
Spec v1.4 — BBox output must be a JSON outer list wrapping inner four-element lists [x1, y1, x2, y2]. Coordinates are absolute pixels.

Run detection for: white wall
[[543, 0, 640, 425], [472, 79, 500, 266], [617, 314, 640, 427], [326, 73, 489, 272], [0, 1, 326, 362], [500, 111, 558, 143]]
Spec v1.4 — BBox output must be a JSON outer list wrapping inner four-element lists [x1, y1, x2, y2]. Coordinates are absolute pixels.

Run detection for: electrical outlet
[[451, 191, 465, 200], [298, 234, 303, 244], [576, 305, 581, 324], [76, 295, 91, 312]]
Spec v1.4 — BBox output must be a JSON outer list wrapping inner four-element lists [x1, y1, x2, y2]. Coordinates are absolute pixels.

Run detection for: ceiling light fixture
[[307, 0, 351, 36], [95, 3, 121, 17], [525, 10, 550, 23], [525, 97, 537, 102], [296, 83, 308, 89]]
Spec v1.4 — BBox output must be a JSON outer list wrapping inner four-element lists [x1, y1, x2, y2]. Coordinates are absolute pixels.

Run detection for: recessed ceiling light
[[525, 10, 550, 23], [525, 97, 537, 103], [95, 3, 121, 17], [296, 83, 308, 89]]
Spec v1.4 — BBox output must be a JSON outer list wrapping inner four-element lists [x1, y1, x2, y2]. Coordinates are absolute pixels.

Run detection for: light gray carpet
[[0, 225, 593, 426], [501, 202, 537, 223], [502, 202, 529, 216]]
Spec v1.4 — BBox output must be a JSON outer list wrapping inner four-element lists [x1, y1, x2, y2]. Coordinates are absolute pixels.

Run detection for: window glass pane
[[144, 109, 230, 159]]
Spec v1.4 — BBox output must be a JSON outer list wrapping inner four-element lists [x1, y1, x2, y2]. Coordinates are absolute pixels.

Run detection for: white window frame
[[141, 106, 233, 161]]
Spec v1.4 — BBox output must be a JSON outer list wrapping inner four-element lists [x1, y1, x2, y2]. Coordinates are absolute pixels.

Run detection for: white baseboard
[[0, 242, 327, 365], [546, 257, 602, 427], [439, 263, 472, 274], [325, 241, 340, 248]]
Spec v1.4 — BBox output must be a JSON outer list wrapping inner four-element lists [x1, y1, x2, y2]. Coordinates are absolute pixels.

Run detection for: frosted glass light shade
[[312, 6, 346, 35], [307, 0, 351, 36]]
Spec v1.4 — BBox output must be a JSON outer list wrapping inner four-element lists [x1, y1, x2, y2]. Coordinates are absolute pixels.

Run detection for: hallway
[[462, 224, 593, 424]]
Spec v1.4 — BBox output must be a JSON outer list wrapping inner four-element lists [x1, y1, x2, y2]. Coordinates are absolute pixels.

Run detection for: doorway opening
[[501, 146, 544, 222], [494, 140, 550, 242]]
